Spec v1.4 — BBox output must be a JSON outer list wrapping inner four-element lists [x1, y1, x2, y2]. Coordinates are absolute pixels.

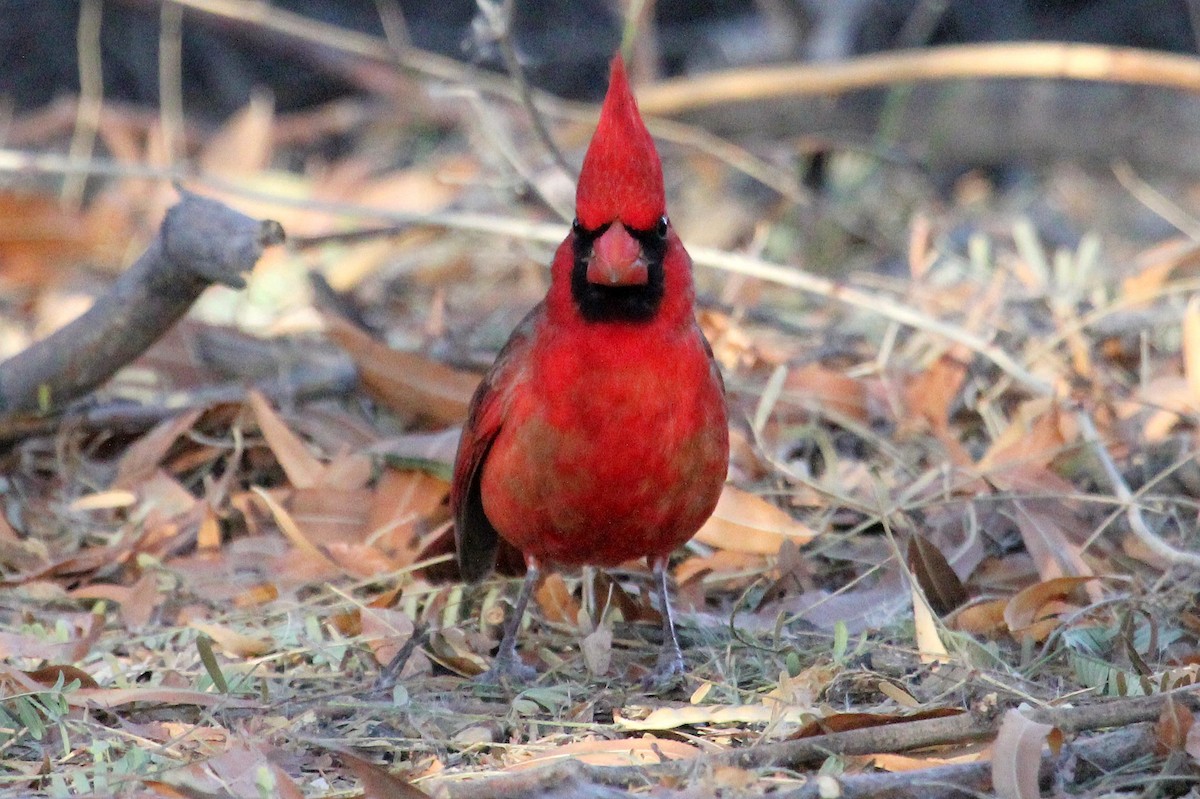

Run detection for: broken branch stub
[[0, 192, 284, 416]]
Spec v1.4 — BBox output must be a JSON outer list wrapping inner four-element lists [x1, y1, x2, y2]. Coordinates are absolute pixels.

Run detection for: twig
[[0, 354, 356, 446], [1074, 407, 1200, 568], [62, 0, 104, 207], [440, 686, 1200, 797], [774, 723, 1156, 799], [1112, 161, 1200, 240], [0, 191, 284, 416], [634, 42, 1200, 117], [373, 624, 430, 691], [687, 244, 1053, 397], [486, 0, 575, 177], [139, 0, 799, 201], [0, 149, 1042, 395]]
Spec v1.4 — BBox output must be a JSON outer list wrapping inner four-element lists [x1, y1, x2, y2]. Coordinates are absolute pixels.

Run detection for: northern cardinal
[[451, 55, 729, 684]]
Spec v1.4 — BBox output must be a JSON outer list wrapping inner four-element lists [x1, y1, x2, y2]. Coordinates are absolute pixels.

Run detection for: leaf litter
[[1, 36, 1200, 799]]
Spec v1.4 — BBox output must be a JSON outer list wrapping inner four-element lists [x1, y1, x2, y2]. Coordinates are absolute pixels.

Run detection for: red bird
[[451, 55, 729, 684]]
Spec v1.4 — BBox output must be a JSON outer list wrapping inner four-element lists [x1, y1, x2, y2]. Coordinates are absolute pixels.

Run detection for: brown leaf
[[23, 664, 99, 689], [1156, 699, 1194, 755], [366, 467, 450, 566], [992, 709, 1056, 799], [114, 409, 204, 489], [1003, 576, 1097, 639], [907, 534, 967, 616], [286, 487, 374, 545], [978, 401, 1070, 479], [200, 95, 274, 179], [504, 737, 702, 770], [694, 486, 816, 554], [535, 573, 580, 625], [338, 749, 432, 799], [951, 599, 1009, 636], [324, 313, 478, 425], [358, 606, 414, 662], [790, 708, 963, 739], [783, 363, 869, 423], [249, 390, 325, 489], [902, 355, 973, 467], [1123, 237, 1200, 304], [0, 191, 99, 286], [191, 622, 273, 658]]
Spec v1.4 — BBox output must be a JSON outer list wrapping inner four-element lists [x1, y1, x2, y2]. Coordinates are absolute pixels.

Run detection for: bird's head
[[563, 55, 684, 324]]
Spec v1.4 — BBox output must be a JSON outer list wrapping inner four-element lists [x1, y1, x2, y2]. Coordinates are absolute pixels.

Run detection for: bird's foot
[[641, 651, 686, 692], [475, 653, 537, 686]]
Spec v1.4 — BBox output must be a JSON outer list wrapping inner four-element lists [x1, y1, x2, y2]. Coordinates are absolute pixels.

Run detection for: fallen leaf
[[907, 534, 967, 616], [324, 313, 478, 425], [614, 703, 815, 731], [581, 625, 613, 677], [535, 573, 580, 625], [695, 486, 816, 554], [249, 390, 325, 489], [504, 737, 702, 770], [191, 623, 273, 658], [992, 709, 1056, 799], [338, 749, 432, 799], [1004, 576, 1097, 639]]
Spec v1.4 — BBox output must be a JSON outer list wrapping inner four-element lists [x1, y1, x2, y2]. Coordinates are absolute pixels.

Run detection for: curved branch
[[0, 191, 284, 415]]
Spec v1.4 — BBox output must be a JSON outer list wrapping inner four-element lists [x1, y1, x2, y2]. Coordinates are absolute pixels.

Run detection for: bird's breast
[[479, 322, 728, 567]]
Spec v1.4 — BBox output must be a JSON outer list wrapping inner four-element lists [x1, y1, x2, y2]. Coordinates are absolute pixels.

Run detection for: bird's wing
[[451, 305, 543, 582]]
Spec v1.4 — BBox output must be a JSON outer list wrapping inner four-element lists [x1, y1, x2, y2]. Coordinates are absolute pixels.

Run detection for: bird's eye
[[572, 218, 582, 235], [656, 216, 669, 239]]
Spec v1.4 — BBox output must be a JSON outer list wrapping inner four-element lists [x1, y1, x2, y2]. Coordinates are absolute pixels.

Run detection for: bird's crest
[[575, 55, 665, 231]]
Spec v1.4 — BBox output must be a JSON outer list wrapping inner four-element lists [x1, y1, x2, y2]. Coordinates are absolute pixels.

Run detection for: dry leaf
[[614, 703, 814, 731], [911, 578, 949, 665], [581, 625, 613, 677], [951, 599, 1009, 636], [1156, 699, 1194, 755], [907, 534, 967, 616], [504, 737, 702, 770], [191, 622, 273, 658], [249, 390, 325, 489], [695, 486, 816, 554], [324, 313, 478, 425], [535, 573, 580, 625], [338, 749, 432, 799], [1004, 576, 1096, 639], [992, 709, 1055, 799], [114, 409, 205, 489], [783, 363, 869, 423], [359, 607, 415, 667]]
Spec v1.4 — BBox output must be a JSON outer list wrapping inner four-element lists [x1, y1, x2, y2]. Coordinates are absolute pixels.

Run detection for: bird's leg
[[645, 556, 686, 687], [478, 558, 539, 684]]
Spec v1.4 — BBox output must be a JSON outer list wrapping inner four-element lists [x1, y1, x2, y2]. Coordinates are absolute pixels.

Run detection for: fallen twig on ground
[[0, 191, 283, 417], [440, 686, 1200, 798]]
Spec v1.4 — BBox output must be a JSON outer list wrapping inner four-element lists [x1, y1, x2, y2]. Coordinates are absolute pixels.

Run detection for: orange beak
[[586, 222, 649, 286]]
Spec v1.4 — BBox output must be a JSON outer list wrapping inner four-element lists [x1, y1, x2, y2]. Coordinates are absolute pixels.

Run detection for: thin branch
[[0, 148, 1044, 395], [634, 42, 1200, 117], [143, 0, 799, 201], [63, 0, 104, 207], [774, 723, 1157, 799], [441, 687, 1200, 797], [1074, 407, 1200, 568], [0, 192, 284, 416], [487, 0, 575, 177]]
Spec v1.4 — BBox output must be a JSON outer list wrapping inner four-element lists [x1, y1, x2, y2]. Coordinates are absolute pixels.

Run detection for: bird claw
[[476, 655, 537, 686], [641, 652, 686, 692]]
